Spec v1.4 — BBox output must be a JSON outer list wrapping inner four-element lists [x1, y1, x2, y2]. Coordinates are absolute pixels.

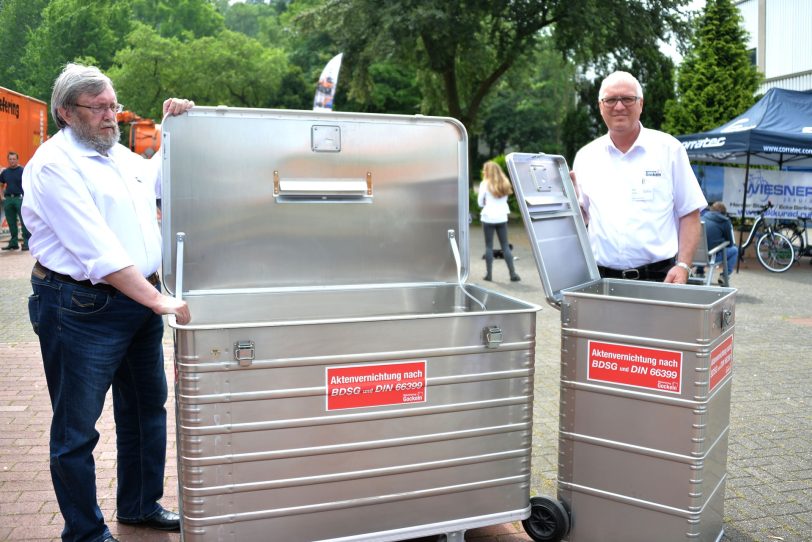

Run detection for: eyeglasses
[[600, 96, 640, 107], [72, 103, 124, 115]]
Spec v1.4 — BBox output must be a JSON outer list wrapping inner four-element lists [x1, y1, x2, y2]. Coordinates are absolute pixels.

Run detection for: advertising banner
[[695, 165, 812, 218]]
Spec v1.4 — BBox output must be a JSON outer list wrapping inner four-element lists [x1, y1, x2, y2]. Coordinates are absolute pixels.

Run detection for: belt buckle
[[621, 268, 640, 280]]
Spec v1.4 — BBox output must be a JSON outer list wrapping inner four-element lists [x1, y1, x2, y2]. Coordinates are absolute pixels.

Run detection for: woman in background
[[477, 160, 520, 282]]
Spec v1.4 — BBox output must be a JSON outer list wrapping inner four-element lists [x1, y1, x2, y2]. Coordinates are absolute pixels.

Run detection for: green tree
[[179, 30, 293, 108], [130, 0, 224, 39], [296, 0, 693, 137], [663, 0, 761, 134], [0, 0, 50, 89], [107, 23, 183, 119], [110, 26, 306, 118], [18, 0, 133, 104], [480, 38, 576, 157]]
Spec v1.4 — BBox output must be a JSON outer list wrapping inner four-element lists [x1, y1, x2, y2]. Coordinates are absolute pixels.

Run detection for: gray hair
[[51, 63, 114, 129], [598, 71, 644, 100]]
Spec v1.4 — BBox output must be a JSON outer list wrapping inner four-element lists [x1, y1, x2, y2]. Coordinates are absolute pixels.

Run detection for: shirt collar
[[603, 122, 647, 155]]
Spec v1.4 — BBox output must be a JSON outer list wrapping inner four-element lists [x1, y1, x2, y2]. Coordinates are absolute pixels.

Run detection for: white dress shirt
[[573, 124, 707, 269], [22, 127, 162, 284]]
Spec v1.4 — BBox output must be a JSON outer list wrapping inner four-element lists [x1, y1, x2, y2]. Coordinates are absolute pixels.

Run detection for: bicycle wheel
[[756, 232, 795, 272], [777, 225, 803, 258]]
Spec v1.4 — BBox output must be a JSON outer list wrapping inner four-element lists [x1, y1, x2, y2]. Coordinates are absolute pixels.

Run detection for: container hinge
[[234, 341, 255, 367], [484, 326, 503, 349], [721, 309, 733, 331]]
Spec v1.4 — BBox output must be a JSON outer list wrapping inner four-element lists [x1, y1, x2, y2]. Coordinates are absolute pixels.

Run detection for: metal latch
[[484, 326, 503, 349], [234, 341, 255, 367], [721, 309, 733, 331]]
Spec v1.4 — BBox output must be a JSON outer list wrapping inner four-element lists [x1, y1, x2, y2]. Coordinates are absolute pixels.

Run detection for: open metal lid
[[506, 152, 599, 307], [161, 107, 469, 295]]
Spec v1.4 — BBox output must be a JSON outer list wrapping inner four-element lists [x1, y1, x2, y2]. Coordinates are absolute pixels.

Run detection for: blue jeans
[[725, 245, 739, 275], [29, 270, 168, 542]]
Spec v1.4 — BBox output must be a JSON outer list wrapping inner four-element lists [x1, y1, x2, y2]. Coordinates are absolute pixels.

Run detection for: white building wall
[[764, 0, 812, 79], [735, 0, 812, 92], [737, 0, 758, 51]]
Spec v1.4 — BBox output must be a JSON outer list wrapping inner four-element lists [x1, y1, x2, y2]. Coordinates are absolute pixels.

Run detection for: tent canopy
[[676, 88, 812, 167]]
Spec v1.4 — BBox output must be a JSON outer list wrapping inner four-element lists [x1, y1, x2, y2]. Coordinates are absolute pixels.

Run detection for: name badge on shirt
[[631, 170, 662, 202]]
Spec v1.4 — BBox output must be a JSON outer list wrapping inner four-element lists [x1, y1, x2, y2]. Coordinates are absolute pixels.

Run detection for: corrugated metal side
[[759, 70, 812, 93]]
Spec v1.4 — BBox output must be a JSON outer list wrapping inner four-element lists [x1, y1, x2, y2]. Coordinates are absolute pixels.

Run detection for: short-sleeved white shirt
[[22, 127, 162, 284], [573, 124, 707, 269]]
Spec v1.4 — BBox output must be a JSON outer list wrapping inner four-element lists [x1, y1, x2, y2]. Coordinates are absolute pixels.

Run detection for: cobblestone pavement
[[1, 225, 810, 542]]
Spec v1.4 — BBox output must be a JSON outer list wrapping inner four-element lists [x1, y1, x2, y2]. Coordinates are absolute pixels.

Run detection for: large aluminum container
[[161, 108, 541, 542], [507, 152, 735, 542]]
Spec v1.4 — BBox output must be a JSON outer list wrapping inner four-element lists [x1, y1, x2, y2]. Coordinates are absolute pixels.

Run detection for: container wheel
[[522, 496, 570, 542]]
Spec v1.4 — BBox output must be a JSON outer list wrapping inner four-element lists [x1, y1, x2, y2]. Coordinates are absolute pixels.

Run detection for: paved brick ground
[[1, 225, 810, 542]]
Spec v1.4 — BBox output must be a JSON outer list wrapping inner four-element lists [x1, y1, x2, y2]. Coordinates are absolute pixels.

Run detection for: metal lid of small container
[[505, 152, 600, 307]]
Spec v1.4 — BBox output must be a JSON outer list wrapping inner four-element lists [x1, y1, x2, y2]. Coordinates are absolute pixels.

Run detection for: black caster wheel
[[522, 496, 571, 542]]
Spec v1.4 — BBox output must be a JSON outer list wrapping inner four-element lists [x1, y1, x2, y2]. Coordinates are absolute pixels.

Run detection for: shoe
[[118, 506, 180, 532], [717, 278, 727, 286], [1, 245, 18, 251], [510, 274, 521, 282], [483, 274, 492, 281], [21, 246, 29, 251]]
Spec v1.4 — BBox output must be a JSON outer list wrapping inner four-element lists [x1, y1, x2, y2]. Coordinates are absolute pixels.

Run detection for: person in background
[[571, 70, 707, 283], [702, 201, 738, 281], [21, 63, 193, 542], [1, 151, 31, 250], [478, 160, 520, 282]]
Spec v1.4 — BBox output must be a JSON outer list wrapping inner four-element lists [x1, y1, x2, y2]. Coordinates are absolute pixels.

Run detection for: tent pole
[[737, 153, 752, 273]]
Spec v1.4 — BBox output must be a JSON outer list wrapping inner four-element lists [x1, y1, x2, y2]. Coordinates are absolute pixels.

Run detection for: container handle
[[273, 170, 373, 203], [448, 229, 485, 311], [175, 232, 185, 301]]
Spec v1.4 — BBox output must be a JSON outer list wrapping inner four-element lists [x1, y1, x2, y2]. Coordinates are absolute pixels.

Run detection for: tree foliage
[[130, 0, 224, 39], [0, 0, 50, 89], [109, 25, 309, 119], [1, 0, 708, 166], [663, 0, 761, 135], [17, 0, 133, 102], [480, 37, 575, 157], [295, 0, 693, 137]]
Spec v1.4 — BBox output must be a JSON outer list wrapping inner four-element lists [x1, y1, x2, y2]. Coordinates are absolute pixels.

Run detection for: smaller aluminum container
[[507, 152, 736, 542]]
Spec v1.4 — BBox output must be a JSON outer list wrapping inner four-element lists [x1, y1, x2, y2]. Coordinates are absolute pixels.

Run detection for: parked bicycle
[[777, 215, 812, 263], [739, 201, 795, 273]]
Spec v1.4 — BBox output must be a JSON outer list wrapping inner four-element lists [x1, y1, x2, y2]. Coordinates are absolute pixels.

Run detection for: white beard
[[72, 118, 120, 154]]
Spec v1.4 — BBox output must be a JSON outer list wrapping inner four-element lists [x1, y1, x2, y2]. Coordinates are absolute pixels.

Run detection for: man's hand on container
[[104, 266, 191, 324], [162, 97, 195, 119], [156, 295, 191, 325]]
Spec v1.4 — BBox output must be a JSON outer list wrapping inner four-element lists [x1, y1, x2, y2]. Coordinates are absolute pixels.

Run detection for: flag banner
[[313, 53, 343, 111]]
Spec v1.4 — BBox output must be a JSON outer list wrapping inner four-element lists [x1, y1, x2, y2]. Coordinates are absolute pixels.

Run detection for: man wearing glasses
[[572, 71, 706, 283], [21, 63, 193, 542]]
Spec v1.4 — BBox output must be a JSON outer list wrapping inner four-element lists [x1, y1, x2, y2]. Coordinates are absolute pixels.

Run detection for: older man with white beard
[[21, 63, 193, 542]]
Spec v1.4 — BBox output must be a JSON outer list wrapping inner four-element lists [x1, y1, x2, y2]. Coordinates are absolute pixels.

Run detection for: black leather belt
[[4, 193, 22, 197], [34, 261, 159, 295], [598, 258, 676, 280]]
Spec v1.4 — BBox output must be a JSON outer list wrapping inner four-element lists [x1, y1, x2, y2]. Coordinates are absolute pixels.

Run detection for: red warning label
[[326, 360, 427, 411], [587, 340, 682, 394], [709, 335, 733, 391]]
